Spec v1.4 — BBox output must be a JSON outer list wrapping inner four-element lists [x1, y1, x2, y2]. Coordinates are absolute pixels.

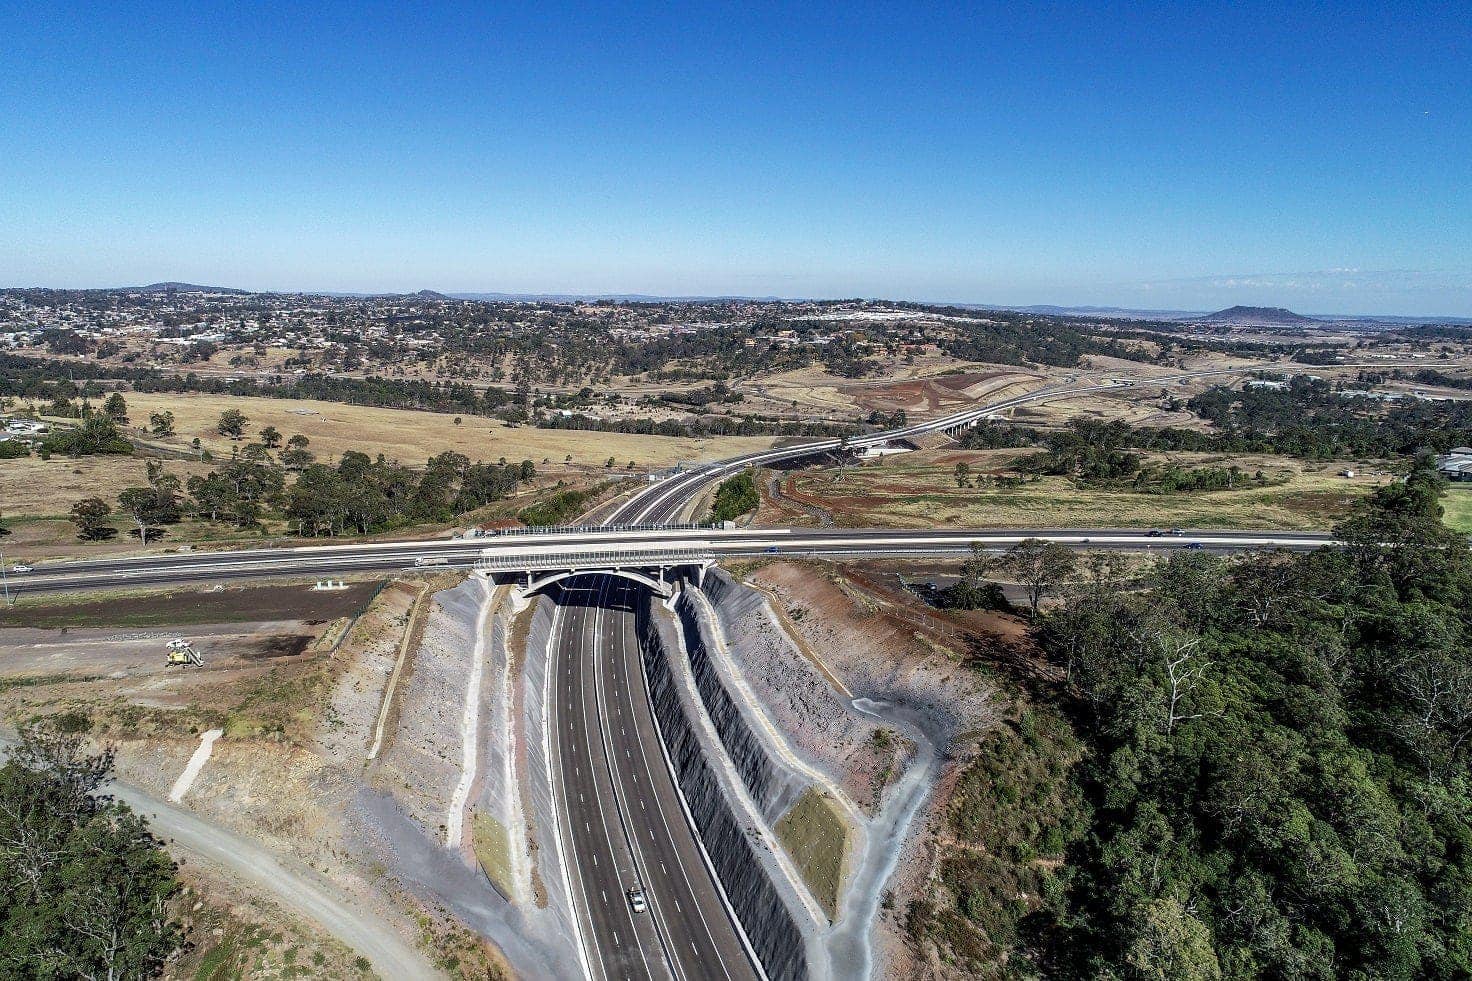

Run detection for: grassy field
[[109, 392, 778, 468], [1444, 486, 1472, 533], [779, 448, 1386, 531], [0, 439, 632, 556], [774, 788, 850, 922], [0, 454, 216, 517]]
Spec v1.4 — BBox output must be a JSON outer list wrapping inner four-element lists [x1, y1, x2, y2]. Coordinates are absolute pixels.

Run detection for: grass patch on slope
[[774, 788, 850, 922], [472, 811, 517, 901]]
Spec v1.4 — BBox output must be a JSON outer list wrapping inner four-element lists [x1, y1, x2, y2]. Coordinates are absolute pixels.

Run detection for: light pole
[[0, 549, 11, 607]]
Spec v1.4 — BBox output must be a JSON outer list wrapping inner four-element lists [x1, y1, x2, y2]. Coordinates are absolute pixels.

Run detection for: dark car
[[1185, 542, 1204, 550]]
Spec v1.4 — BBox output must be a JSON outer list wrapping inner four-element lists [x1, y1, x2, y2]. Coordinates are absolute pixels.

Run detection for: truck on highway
[[414, 556, 450, 567]]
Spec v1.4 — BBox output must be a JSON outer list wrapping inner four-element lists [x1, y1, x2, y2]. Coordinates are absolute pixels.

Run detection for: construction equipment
[[165, 638, 203, 667]]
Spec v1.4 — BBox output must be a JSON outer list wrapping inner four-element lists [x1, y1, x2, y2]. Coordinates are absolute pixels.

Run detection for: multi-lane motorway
[[549, 576, 755, 981], [3, 527, 1336, 595]]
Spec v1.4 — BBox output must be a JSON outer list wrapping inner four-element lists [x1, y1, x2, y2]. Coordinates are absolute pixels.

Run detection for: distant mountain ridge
[[136, 281, 251, 295], [1196, 305, 1319, 326]]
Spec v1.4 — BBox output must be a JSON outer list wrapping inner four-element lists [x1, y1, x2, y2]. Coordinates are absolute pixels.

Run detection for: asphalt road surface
[[4, 528, 1335, 596], [549, 575, 756, 981]]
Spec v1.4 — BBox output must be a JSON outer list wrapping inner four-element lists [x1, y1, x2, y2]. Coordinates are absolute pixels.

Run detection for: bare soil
[[0, 580, 378, 629]]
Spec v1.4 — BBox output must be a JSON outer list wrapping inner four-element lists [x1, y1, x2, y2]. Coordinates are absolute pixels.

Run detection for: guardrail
[[475, 547, 716, 572], [482, 522, 709, 537]]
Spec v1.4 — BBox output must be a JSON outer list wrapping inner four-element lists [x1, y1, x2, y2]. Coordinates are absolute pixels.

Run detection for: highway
[[1, 360, 1435, 596], [605, 378, 1123, 525], [549, 576, 756, 981], [2, 527, 1335, 596]]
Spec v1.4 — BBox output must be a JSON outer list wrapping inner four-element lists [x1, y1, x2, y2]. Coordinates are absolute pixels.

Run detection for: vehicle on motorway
[[765, 546, 781, 553], [8, 564, 32, 573], [1185, 542, 1205, 550], [1169, 528, 1185, 536], [413, 556, 450, 566], [627, 887, 647, 914], [1146, 529, 1164, 537]]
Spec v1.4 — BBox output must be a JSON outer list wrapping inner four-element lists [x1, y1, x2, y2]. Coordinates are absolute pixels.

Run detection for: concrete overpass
[[475, 546, 716, 599]]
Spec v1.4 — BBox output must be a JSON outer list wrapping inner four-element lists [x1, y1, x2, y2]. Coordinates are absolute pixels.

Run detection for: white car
[[8, 564, 32, 573], [627, 888, 647, 914]]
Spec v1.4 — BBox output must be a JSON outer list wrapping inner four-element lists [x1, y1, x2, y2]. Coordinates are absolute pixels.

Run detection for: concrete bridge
[[474, 546, 717, 599]]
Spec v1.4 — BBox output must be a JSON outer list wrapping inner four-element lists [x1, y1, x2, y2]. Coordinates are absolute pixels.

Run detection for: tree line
[[59, 405, 537, 542], [916, 466, 1472, 977]]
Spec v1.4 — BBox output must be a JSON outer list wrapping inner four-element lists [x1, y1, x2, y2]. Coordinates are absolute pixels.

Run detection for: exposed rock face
[[373, 578, 483, 833], [674, 590, 809, 825], [636, 600, 811, 981]]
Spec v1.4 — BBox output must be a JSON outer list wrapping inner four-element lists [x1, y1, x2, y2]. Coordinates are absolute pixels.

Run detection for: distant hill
[[1196, 305, 1319, 326], [136, 281, 252, 295]]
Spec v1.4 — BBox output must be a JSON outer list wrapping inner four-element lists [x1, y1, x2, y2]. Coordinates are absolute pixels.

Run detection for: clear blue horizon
[[2, 3, 1469, 316]]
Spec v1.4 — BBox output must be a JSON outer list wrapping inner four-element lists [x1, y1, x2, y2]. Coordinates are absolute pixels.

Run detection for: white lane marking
[[610, 580, 742, 980], [579, 577, 657, 980], [167, 728, 223, 802], [545, 600, 604, 981], [602, 580, 733, 981]]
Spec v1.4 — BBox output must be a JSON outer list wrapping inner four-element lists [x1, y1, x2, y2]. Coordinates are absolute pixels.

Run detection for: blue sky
[[2, 2, 1468, 315]]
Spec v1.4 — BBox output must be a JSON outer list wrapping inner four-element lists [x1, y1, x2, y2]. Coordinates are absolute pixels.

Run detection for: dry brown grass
[[0, 454, 215, 517], [99, 392, 780, 468], [781, 448, 1387, 531]]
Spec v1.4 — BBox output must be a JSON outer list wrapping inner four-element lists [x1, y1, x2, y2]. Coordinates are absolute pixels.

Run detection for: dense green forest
[[960, 379, 1472, 465], [710, 470, 760, 523], [283, 451, 535, 535], [0, 722, 183, 977], [918, 467, 1472, 978], [1187, 376, 1472, 457]]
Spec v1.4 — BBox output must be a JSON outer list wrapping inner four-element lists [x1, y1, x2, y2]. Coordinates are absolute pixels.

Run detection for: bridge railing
[[474, 547, 716, 572], [482, 522, 708, 537]]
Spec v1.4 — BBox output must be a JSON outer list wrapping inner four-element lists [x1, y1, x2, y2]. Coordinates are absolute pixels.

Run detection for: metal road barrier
[[486, 522, 708, 537], [474, 547, 716, 572]]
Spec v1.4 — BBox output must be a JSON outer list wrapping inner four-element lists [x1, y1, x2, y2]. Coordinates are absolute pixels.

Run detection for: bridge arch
[[516, 567, 674, 599]]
